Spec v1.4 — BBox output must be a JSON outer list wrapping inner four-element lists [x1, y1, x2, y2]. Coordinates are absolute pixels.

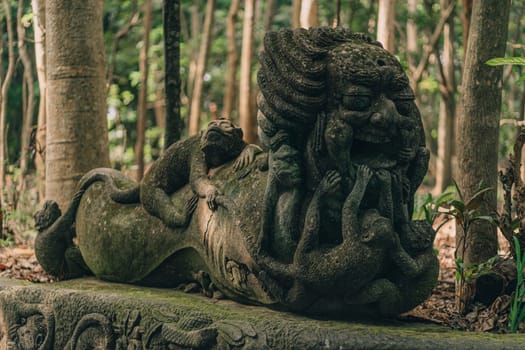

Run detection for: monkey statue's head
[[201, 118, 246, 167], [271, 144, 301, 188], [34, 200, 61, 232], [359, 209, 395, 247]]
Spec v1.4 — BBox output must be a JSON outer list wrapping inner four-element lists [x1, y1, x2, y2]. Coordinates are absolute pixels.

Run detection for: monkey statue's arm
[[389, 234, 432, 278], [190, 149, 221, 211], [233, 144, 263, 171], [341, 165, 372, 241], [294, 170, 341, 259]]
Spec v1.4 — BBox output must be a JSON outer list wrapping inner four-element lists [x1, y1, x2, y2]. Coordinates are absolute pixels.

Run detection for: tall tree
[[163, 0, 183, 148], [31, 0, 46, 201], [188, 0, 215, 135], [292, 0, 301, 28], [17, 0, 36, 185], [0, 0, 16, 206], [46, 0, 110, 209], [406, 0, 418, 65], [299, 0, 319, 28], [239, 0, 256, 143], [135, 0, 153, 180], [455, 0, 510, 313], [461, 0, 473, 52], [377, 0, 395, 52], [223, 0, 240, 119], [434, 0, 456, 194]]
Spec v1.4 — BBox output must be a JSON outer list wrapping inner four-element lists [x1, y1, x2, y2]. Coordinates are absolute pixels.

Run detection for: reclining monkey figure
[[81, 118, 261, 228]]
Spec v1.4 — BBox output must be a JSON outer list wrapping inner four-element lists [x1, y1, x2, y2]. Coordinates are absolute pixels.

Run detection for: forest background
[[0, 0, 520, 273]]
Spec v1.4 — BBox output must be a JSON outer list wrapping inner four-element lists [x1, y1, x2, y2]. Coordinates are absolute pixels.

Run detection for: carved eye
[[35, 333, 44, 347], [342, 95, 371, 111], [394, 100, 412, 116]]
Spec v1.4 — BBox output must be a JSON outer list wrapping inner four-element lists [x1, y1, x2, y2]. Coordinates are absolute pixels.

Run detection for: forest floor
[[0, 219, 520, 333]]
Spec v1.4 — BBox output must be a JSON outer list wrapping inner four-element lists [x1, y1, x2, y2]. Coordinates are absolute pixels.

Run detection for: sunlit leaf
[[486, 57, 525, 66]]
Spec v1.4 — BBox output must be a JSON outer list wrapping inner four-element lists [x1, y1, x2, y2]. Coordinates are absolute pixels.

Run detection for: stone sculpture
[[34, 27, 437, 318]]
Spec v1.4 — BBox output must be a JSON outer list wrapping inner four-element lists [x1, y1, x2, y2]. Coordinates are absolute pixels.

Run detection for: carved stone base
[[0, 277, 523, 349]]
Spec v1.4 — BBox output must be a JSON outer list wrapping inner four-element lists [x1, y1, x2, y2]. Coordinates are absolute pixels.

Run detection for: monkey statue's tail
[[78, 168, 140, 203]]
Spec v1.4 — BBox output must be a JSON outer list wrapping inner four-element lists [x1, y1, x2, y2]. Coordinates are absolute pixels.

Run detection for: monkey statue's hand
[[234, 144, 263, 171], [320, 170, 341, 196], [398, 147, 416, 163], [205, 186, 221, 211]]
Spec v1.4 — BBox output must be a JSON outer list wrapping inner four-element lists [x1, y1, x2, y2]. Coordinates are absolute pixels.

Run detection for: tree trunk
[[455, 0, 510, 313], [188, 0, 215, 135], [31, 0, 46, 202], [292, 0, 301, 28], [136, 0, 153, 180], [46, 0, 110, 210], [223, 0, 240, 120], [0, 0, 16, 206], [163, 0, 182, 149], [434, 0, 456, 194], [406, 0, 418, 68], [17, 0, 36, 186], [186, 4, 201, 106], [239, 0, 256, 143], [300, 0, 319, 28], [461, 0, 473, 54], [376, 0, 395, 53]]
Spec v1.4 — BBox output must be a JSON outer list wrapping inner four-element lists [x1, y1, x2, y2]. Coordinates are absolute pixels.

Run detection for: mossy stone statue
[[35, 27, 437, 318]]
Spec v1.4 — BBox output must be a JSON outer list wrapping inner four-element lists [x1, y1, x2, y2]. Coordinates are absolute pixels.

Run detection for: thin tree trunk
[[406, 0, 418, 69], [300, 0, 319, 28], [163, 0, 183, 148], [333, 0, 341, 27], [46, 0, 110, 209], [32, 0, 46, 202], [376, 0, 395, 53], [461, 0, 473, 55], [456, 0, 510, 313], [106, 7, 139, 92], [136, 0, 153, 180], [434, 0, 456, 194], [17, 0, 36, 185], [239, 0, 256, 143], [292, 0, 301, 28], [0, 0, 16, 206], [223, 0, 240, 119], [188, 0, 215, 135], [186, 4, 201, 104]]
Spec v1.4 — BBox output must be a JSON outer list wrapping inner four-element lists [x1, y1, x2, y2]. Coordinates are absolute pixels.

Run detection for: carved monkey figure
[[82, 119, 261, 228]]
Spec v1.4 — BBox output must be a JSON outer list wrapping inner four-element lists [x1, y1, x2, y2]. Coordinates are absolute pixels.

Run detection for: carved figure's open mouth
[[351, 138, 399, 169]]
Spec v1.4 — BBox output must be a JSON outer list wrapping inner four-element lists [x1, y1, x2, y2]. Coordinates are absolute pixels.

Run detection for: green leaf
[[465, 187, 493, 210], [435, 217, 452, 233], [435, 192, 454, 207], [449, 200, 465, 212], [453, 180, 464, 202], [486, 57, 525, 66]]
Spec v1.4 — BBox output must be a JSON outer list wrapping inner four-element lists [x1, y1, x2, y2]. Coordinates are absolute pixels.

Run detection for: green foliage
[[486, 57, 525, 66], [454, 256, 498, 283], [413, 190, 454, 232], [509, 236, 525, 332], [416, 182, 496, 284], [446, 181, 497, 286], [1, 167, 39, 246], [486, 57, 525, 81]]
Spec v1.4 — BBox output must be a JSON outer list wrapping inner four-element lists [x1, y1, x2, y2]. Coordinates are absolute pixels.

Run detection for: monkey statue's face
[[201, 119, 245, 167], [271, 144, 301, 188], [34, 200, 61, 232]]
